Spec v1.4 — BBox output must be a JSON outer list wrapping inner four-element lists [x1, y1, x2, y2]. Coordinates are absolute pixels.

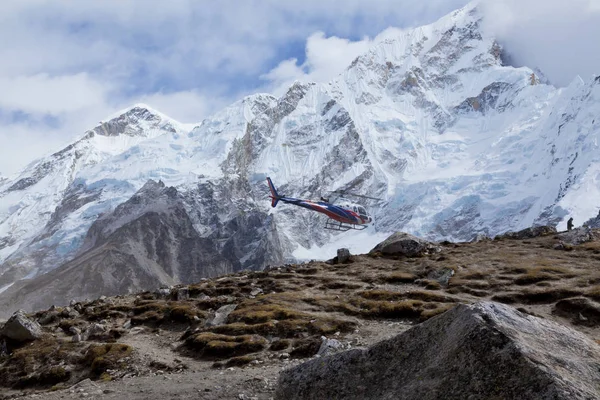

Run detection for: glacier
[[0, 2, 599, 313]]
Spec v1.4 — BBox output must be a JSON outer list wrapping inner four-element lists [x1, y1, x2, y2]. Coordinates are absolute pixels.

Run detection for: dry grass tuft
[[381, 272, 417, 284], [350, 298, 424, 319], [492, 288, 583, 305], [290, 338, 321, 358], [420, 304, 456, 320], [168, 304, 205, 323], [229, 304, 308, 324], [269, 339, 291, 351], [184, 333, 267, 360], [83, 343, 133, 376]]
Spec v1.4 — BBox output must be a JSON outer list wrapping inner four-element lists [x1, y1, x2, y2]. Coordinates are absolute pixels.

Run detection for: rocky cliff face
[[1, 2, 600, 312]]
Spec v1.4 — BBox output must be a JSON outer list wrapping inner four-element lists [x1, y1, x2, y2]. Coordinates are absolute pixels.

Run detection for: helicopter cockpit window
[[358, 206, 367, 216]]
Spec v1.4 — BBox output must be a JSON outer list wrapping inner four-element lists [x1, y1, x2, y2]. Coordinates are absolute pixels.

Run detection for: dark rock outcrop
[[337, 248, 351, 263], [557, 226, 600, 245], [0, 181, 233, 315], [497, 225, 557, 240], [0, 310, 43, 342], [584, 210, 600, 228], [275, 302, 600, 400], [370, 232, 440, 257]]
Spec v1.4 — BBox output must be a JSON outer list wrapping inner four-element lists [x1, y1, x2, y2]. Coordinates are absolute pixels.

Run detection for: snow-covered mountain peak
[[89, 104, 181, 139]]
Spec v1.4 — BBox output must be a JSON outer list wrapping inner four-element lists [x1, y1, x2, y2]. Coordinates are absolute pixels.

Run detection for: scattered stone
[[337, 248, 351, 264], [155, 287, 172, 299], [427, 267, 455, 287], [86, 323, 107, 340], [497, 225, 557, 240], [123, 319, 132, 329], [72, 333, 84, 343], [60, 307, 80, 319], [69, 326, 82, 336], [276, 302, 600, 400], [38, 310, 59, 325], [205, 304, 238, 327], [471, 233, 491, 242], [0, 310, 43, 341], [250, 288, 263, 297], [130, 327, 145, 335], [370, 232, 440, 257]]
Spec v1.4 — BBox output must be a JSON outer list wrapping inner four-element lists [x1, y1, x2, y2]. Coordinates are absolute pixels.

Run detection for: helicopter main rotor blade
[[331, 191, 383, 201]]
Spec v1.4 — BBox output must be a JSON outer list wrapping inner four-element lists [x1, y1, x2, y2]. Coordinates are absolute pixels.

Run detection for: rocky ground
[[2, 226, 600, 399]]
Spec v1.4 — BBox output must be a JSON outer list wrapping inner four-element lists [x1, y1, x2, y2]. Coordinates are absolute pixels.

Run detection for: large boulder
[[370, 232, 440, 257], [0, 310, 43, 342], [556, 226, 600, 245], [275, 302, 600, 400]]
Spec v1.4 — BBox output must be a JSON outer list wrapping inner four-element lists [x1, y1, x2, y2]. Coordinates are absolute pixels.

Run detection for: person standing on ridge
[[567, 217, 574, 231]]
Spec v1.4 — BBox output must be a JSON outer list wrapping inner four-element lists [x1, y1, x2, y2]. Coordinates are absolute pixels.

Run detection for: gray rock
[[275, 302, 600, 400], [205, 304, 238, 327], [156, 287, 172, 299], [427, 267, 455, 287], [60, 306, 80, 319], [0, 310, 43, 341], [557, 226, 600, 245], [72, 333, 84, 343], [336, 248, 351, 264], [38, 310, 59, 325], [86, 323, 107, 340], [69, 326, 82, 336], [370, 232, 440, 257], [250, 288, 263, 297], [123, 319, 132, 329], [471, 233, 491, 242], [317, 337, 344, 357], [175, 287, 189, 301]]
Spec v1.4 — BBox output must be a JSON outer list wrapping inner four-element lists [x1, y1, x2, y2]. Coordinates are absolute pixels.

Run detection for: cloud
[[261, 32, 373, 95], [481, 0, 600, 86], [134, 91, 230, 123], [0, 73, 109, 115]]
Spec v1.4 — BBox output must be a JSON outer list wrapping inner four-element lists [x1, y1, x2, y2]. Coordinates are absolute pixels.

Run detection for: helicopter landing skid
[[324, 220, 368, 232]]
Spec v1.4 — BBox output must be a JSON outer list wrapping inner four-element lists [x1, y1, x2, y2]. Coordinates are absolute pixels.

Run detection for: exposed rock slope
[[0, 180, 285, 315], [2, 229, 600, 399]]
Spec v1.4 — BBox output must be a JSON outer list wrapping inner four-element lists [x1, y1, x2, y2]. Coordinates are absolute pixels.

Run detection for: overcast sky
[[0, 0, 599, 176]]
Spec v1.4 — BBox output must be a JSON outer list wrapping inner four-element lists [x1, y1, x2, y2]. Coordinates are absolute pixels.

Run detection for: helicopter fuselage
[[276, 196, 372, 225]]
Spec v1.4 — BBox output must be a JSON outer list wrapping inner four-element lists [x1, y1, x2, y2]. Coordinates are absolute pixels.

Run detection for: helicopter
[[266, 177, 379, 232]]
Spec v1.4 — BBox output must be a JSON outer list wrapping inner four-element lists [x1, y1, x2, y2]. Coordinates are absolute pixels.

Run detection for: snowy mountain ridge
[[1, 2, 599, 313]]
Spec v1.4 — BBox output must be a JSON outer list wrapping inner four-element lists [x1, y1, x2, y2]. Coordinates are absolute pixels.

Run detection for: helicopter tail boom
[[266, 177, 281, 208]]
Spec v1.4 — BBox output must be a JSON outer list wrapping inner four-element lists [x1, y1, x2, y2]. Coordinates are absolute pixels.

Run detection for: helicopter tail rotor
[[266, 177, 282, 208]]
